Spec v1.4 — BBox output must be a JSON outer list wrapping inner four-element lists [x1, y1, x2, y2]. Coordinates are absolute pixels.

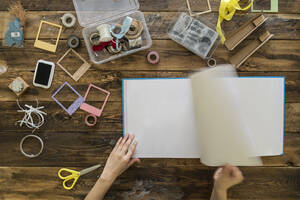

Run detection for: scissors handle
[[58, 168, 80, 190]]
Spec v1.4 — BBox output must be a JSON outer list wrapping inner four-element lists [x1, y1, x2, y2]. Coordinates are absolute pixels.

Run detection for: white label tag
[[11, 32, 21, 38]]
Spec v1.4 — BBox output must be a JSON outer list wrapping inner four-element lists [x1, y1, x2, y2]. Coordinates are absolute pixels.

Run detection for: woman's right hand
[[100, 133, 140, 182], [213, 164, 244, 192]]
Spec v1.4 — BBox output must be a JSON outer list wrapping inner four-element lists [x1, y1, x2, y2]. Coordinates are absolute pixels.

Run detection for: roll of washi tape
[[125, 19, 144, 40], [111, 24, 123, 36], [67, 35, 81, 49], [128, 36, 142, 49], [107, 44, 122, 54], [127, 20, 139, 35], [121, 40, 130, 51], [61, 13, 77, 28], [207, 58, 217, 67], [147, 51, 160, 64], [97, 24, 113, 42], [89, 32, 101, 45], [85, 114, 97, 127], [20, 134, 44, 158]]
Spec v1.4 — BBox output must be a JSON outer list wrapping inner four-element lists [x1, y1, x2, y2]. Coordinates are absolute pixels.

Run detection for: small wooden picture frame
[[34, 20, 63, 53], [51, 82, 85, 116], [8, 77, 29, 96], [186, 0, 212, 16], [80, 84, 110, 117], [57, 48, 91, 82]]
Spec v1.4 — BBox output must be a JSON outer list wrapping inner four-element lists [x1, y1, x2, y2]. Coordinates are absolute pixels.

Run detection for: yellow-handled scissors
[[58, 164, 101, 190]]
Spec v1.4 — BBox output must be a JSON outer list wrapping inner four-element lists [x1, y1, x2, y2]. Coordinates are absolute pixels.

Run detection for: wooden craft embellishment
[[186, 0, 212, 16], [229, 31, 274, 68], [224, 14, 268, 51], [34, 20, 63, 53], [57, 48, 91, 82]]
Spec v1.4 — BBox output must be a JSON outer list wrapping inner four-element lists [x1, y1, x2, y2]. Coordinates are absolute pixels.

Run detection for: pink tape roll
[[85, 114, 97, 127], [147, 51, 160, 64]]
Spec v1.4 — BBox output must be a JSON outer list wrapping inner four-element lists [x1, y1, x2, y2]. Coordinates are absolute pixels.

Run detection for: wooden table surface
[[0, 0, 299, 199]]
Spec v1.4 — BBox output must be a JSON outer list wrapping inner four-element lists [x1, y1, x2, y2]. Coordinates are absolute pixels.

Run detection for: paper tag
[[11, 32, 21, 38]]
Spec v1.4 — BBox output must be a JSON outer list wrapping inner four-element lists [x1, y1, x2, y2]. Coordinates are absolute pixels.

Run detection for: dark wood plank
[[0, 99, 299, 132], [0, 129, 299, 167], [0, 71, 300, 102], [1, 12, 300, 40], [1, 40, 300, 72], [0, 167, 299, 199], [0, 0, 299, 13]]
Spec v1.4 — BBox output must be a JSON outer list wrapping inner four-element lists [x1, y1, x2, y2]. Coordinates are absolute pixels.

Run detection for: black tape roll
[[67, 35, 81, 49]]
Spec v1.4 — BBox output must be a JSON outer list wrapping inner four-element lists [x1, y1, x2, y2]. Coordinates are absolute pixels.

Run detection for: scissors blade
[[79, 164, 101, 176]]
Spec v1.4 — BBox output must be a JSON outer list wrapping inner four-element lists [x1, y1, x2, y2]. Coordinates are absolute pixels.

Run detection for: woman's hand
[[213, 164, 244, 192], [100, 133, 140, 182]]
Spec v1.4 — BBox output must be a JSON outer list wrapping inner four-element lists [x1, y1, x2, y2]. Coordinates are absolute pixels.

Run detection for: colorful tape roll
[[147, 51, 160, 64], [85, 114, 97, 127], [67, 35, 80, 49], [61, 13, 76, 28]]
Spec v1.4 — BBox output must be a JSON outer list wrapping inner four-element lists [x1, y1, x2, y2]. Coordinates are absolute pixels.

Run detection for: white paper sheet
[[190, 67, 262, 166], [123, 74, 284, 165], [124, 78, 200, 158], [237, 78, 284, 156]]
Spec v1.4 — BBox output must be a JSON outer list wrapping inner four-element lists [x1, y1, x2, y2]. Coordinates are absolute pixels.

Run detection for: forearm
[[210, 188, 227, 200], [84, 177, 115, 200]]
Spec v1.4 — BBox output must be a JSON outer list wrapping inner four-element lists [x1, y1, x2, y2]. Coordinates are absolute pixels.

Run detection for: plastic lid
[[73, 0, 140, 27]]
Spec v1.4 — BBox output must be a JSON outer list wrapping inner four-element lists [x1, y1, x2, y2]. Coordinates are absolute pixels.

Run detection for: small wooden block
[[252, 15, 266, 26], [259, 31, 271, 42], [8, 77, 29, 96]]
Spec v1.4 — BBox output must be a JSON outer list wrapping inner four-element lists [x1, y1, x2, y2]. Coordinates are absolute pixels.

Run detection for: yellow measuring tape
[[217, 0, 254, 44]]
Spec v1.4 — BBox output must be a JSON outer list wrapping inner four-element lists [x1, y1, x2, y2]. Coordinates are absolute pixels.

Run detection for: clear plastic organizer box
[[73, 0, 152, 64], [168, 13, 219, 60]]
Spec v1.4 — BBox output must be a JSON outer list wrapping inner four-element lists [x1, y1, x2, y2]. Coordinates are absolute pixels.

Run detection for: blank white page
[[190, 67, 262, 166], [123, 78, 200, 158], [236, 78, 284, 156], [123, 77, 284, 160]]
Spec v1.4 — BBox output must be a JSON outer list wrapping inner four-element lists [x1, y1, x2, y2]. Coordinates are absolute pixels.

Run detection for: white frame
[[33, 60, 55, 89]]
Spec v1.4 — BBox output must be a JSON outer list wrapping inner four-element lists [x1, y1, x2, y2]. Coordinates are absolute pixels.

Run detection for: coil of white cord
[[16, 100, 47, 132]]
